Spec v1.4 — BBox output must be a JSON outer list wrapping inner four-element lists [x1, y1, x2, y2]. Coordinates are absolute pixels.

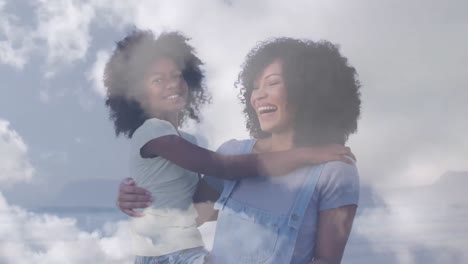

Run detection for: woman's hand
[[303, 144, 356, 165], [116, 178, 153, 217]]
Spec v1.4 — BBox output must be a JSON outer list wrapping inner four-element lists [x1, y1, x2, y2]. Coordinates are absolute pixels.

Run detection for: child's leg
[[134, 254, 175, 264], [175, 246, 209, 264], [134, 256, 156, 264], [134, 247, 208, 264]]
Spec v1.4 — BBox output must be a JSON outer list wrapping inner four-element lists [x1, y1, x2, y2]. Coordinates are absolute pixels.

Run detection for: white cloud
[[0, 0, 97, 74], [0, 191, 466, 263], [0, 119, 34, 188], [0, 193, 133, 264], [35, 0, 96, 75], [350, 205, 468, 264], [0, 40, 29, 69], [0, 191, 217, 264], [0, 0, 36, 69], [87, 49, 111, 97], [87, 0, 138, 27]]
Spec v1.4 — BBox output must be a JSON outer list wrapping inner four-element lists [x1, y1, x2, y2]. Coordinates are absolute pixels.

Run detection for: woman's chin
[[259, 125, 274, 134]]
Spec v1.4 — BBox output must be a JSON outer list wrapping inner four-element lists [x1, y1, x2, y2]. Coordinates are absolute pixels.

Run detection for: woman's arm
[[310, 205, 357, 264], [309, 162, 360, 264], [117, 177, 221, 220], [141, 135, 353, 180], [116, 178, 153, 217]]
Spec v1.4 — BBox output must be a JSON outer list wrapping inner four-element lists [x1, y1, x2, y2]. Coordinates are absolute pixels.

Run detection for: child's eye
[[153, 78, 163, 84], [268, 81, 280, 86]]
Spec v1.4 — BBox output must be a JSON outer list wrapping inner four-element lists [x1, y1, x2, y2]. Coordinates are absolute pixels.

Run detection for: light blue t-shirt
[[205, 139, 360, 263], [129, 118, 203, 256]]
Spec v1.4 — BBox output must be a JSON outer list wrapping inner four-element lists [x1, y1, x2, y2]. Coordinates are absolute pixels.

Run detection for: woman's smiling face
[[250, 59, 296, 134]]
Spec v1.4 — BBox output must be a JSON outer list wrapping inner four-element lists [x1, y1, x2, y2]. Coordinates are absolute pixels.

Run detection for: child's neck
[[166, 114, 179, 129], [153, 112, 180, 129]]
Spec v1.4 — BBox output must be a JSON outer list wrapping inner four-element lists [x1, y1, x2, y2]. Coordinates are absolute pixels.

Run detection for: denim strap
[[288, 164, 324, 229], [214, 139, 256, 210]]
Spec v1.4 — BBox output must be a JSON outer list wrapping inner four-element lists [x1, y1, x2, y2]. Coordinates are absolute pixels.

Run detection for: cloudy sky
[[1, 0, 467, 263]]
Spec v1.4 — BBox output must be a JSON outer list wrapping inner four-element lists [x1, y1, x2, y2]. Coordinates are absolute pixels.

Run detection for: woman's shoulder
[[319, 161, 359, 185], [315, 161, 360, 199], [310, 161, 360, 210], [321, 161, 359, 177], [216, 138, 255, 155]]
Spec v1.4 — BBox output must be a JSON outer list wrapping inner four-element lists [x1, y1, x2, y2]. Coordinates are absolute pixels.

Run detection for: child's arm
[[193, 177, 221, 203], [140, 135, 353, 180]]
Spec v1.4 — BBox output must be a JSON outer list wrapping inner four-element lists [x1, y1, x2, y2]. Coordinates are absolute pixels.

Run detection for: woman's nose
[[254, 87, 267, 99], [251, 89, 267, 108]]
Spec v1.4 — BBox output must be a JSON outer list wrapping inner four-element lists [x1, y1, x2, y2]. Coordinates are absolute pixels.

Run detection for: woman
[[118, 37, 361, 264]]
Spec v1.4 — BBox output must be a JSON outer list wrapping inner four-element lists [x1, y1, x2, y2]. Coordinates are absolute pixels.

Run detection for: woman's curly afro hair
[[104, 29, 210, 138], [237, 37, 361, 146]]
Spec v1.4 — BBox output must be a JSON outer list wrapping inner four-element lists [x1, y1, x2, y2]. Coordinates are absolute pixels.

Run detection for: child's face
[[140, 57, 188, 117]]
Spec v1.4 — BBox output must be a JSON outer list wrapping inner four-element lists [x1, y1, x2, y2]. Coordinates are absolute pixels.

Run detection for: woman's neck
[[255, 130, 295, 153], [270, 130, 295, 151]]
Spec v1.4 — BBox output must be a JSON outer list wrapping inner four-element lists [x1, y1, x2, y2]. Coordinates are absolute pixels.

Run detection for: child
[[104, 30, 353, 264]]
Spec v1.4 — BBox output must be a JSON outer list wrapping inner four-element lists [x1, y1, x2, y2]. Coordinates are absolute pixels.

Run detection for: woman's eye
[[269, 81, 280, 86]]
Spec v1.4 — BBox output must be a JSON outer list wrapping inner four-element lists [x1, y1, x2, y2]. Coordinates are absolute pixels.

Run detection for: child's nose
[[166, 78, 179, 90]]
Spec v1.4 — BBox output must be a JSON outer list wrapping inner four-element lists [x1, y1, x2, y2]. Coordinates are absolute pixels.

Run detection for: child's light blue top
[[129, 118, 203, 256]]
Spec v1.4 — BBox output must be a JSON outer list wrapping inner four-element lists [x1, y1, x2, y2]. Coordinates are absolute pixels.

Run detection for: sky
[[0, 0, 467, 263]]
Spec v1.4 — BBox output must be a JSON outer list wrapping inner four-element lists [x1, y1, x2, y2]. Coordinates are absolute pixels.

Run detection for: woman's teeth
[[257, 106, 277, 114]]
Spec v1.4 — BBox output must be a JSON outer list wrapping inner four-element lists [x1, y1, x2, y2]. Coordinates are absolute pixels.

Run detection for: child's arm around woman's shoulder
[[136, 118, 355, 180]]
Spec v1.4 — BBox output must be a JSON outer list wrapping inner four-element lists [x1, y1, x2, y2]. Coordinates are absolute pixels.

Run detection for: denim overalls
[[211, 140, 324, 264]]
